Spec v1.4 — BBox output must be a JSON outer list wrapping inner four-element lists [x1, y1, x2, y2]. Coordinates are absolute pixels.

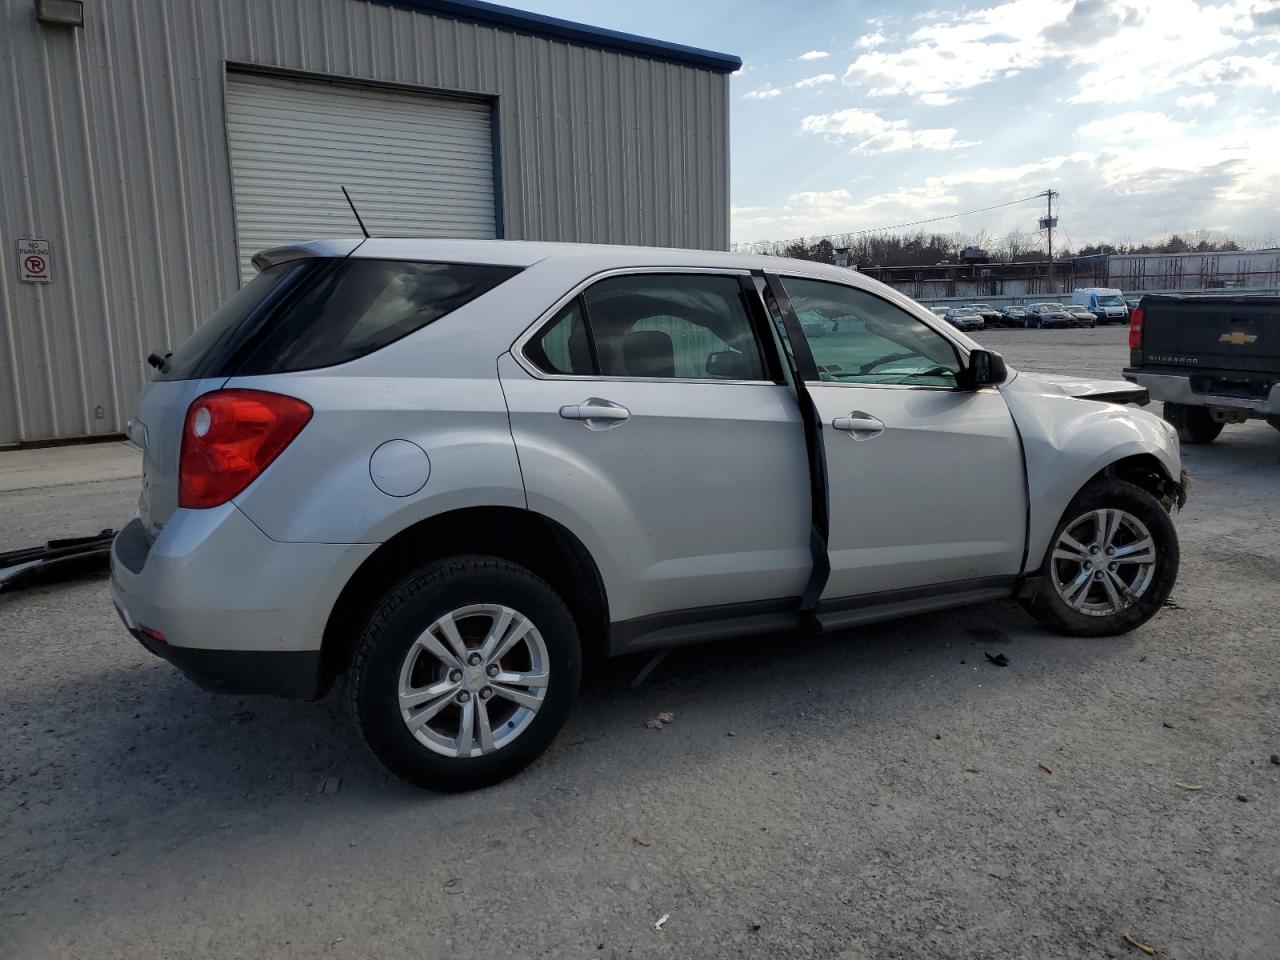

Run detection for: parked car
[[1124, 293, 1280, 444], [1001, 305, 1029, 327], [1073, 288, 1129, 325], [1065, 305, 1098, 328], [966, 303, 1003, 326], [1025, 302, 1073, 329], [1126, 297, 1142, 311], [944, 307, 985, 331], [112, 239, 1186, 791]]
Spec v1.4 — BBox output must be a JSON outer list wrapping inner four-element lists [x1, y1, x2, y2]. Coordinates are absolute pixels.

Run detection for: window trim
[[512, 266, 782, 386], [775, 272, 979, 394]]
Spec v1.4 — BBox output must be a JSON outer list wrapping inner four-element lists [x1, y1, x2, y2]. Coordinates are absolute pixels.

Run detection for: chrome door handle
[[832, 412, 884, 439], [559, 398, 631, 423]]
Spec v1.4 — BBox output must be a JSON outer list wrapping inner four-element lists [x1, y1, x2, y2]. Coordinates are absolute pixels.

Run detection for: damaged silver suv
[[112, 239, 1186, 791]]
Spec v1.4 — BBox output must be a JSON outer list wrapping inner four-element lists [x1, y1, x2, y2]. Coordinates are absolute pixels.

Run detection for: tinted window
[[238, 260, 521, 375], [782, 277, 961, 387], [580, 274, 766, 380], [526, 299, 594, 375], [155, 262, 302, 381]]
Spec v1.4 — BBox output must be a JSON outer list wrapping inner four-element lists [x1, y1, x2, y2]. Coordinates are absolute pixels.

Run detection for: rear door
[[774, 274, 1027, 601], [499, 269, 812, 624]]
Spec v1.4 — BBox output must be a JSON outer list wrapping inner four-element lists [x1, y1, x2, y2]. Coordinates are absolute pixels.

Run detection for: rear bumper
[[1122, 371, 1280, 416], [110, 507, 377, 699], [120, 606, 323, 698]]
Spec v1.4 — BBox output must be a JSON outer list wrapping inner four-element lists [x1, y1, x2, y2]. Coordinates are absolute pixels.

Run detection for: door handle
[[832, 412, 884, 439], [559, 398, 631, 423]]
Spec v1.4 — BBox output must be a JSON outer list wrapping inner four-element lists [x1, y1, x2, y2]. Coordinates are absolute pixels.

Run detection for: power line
[[733, 191, 1048, 252]]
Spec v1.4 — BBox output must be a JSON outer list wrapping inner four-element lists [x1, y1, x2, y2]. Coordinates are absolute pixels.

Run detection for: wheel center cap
[[464, 666, 487, 689]]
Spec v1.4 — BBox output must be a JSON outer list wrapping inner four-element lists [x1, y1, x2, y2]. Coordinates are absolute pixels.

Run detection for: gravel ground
[[2, 327, 1278, 959]]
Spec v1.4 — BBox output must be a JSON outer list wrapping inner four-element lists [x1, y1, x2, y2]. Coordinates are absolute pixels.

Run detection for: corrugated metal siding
[[0, 0, 730, 444], [225, 73, 496, 282]]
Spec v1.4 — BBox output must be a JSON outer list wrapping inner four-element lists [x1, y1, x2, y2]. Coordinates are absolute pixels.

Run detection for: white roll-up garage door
[[225, 72, 497, 282]]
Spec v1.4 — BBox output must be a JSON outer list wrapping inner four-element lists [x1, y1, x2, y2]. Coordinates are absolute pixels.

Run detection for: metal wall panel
[[0, 0, 731, 444]]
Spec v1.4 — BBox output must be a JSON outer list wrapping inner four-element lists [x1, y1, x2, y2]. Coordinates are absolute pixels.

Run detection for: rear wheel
[[348, 556, 581, 791], [1023, 478, 1178, 637], [1163, 402, 1224, 444], [1267, 416, 1280, 435]]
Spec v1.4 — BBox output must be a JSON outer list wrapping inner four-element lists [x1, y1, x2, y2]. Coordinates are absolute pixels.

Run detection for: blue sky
[[513, 0, 1280, 250]]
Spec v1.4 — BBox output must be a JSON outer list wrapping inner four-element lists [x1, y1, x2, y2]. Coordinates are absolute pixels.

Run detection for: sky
[[511, 0, 1280, 251]]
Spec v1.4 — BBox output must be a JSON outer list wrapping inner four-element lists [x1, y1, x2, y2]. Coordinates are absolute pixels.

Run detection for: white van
[[1072, 288, 1129, 325]]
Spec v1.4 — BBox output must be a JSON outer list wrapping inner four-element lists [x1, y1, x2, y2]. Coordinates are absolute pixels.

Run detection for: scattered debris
[[646, 711, 675, 730], [727, 730, 736, 737], [934, 734, 942, 740], [631, 836, 652, 847], [1162, 598, 1184, 610], [1236, 794, 1249, 803], [1173, 782, 1203, 791], [749, 920, 762, 932], [631, 649, 672, 689], [1039, 762, 1053, 775], [1162, 721, 1175, 729], [318, 776, 342, 795], [654, 913, 669, 931], [984, 652, 1009, 667], [443, 878, 462, 895], [0, 528, 116, 593], [1123, 931, 1156, 955], [330, 937, 345, 947], [1270, 754, 1279, 766]]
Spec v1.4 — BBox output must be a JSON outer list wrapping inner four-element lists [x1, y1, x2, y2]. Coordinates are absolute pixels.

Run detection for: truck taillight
[[1128, 306, 1144, 350], [179, 390, 312, 508]]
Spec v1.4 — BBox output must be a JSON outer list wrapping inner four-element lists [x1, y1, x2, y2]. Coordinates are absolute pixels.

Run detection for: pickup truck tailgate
[[1141, 295, 1279, 373]]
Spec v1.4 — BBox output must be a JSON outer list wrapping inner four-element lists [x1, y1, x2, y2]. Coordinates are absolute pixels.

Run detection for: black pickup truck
[[1124, 294, 1280, 443]]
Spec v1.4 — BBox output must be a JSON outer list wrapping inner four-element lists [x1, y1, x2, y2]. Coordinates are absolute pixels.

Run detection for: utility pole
[[1039, 189, 1059, 294]]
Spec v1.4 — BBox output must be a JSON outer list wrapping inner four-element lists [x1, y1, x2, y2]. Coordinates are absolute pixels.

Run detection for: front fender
[[1001, 377, 1181, 572]]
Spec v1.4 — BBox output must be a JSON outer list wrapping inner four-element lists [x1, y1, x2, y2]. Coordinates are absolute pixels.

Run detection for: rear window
[[155, 258, 521, 380]]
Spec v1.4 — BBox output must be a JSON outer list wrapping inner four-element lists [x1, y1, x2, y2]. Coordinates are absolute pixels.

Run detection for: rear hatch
[[130, 246, 521, 539], [1141, 295, 1280, 374]]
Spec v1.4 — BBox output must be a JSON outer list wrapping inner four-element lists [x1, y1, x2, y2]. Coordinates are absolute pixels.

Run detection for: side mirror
[[960, 348, 1007, 389], [706, 349, 748, 379]]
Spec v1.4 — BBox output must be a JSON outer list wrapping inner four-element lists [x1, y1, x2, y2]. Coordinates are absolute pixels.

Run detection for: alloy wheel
[[1050, 509, 1157, 617], [398, 604, 550, 758]]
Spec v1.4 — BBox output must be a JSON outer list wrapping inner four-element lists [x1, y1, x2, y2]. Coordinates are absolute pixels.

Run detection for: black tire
[[347, 555, 581, 792], [1162, 402, 1224, 444], [1023, 478, 1179, 638], [1267, 416, 1280, 434]]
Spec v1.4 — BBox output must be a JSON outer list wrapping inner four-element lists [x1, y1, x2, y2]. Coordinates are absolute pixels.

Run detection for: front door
[[499, 270, 812, 623], [774, 274, 1027, 600]]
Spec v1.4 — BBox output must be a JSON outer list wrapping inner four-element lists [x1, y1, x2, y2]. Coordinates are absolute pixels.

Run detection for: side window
[[781, 277, 961, 387], [525, 298, 594, 375], [581, 274, 766, 380]]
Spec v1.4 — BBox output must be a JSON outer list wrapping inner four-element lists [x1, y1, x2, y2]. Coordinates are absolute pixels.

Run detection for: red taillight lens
[[179, 389, 312, 508], [1128, 306, 1144, 350]]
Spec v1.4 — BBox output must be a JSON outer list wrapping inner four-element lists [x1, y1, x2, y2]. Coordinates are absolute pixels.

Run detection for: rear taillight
[[1128, 306, 1144, 350], [179, 389, 312, 508]]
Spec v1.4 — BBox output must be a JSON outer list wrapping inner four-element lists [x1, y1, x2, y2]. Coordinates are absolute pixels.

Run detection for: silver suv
[[112, 240, 1186, 791]]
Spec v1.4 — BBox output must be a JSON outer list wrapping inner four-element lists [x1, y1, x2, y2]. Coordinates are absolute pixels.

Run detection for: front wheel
[[348, 556, 581, 791], [1023, 478, 1179, 637], [1163, 402, 1224, 444]]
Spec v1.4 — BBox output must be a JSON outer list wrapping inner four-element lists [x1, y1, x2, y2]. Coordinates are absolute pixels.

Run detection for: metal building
[[0, 0, 739, 445]]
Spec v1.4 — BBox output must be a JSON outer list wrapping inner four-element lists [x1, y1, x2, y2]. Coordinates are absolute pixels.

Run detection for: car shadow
[[4, 588, 1143, 902]]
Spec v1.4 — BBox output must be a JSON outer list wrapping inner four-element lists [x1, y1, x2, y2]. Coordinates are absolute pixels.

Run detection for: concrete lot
[[2, 326, 1278, 959]]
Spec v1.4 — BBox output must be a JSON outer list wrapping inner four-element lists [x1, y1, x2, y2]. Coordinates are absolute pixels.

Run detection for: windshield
[[1098, 295, 1124, 306], [1045, 304, 1066, 311]]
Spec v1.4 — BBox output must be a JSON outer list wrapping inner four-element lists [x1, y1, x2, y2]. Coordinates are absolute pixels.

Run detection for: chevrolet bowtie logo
[[1219, 331, 1257, 345]]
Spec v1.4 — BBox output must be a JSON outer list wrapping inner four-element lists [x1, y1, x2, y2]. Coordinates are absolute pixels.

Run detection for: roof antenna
[[341, 185, 371, 239]]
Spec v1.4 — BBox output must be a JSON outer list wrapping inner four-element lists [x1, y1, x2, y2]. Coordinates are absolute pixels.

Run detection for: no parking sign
[[18, 239, 51, 283]]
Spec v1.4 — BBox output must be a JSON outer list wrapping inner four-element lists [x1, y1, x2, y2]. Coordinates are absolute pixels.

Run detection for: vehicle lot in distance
[[2, 325, 1278, 959]]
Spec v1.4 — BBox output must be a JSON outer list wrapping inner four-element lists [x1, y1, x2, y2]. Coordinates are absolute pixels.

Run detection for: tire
[[1163, 402, 1224, 444], [347, 555, 581, 791], [1023, 478, 1179, 637], [1267, 416, 1280, 435]]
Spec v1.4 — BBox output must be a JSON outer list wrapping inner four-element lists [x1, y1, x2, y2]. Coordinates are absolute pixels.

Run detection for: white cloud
[[742, 84, 781, 101], [918, 93, 958, 106], [793, 73, 836, 89], [798, 50, 830, 61], [1176, 92, 1219, 109], [800, 107, 980, 154], [1076, 111, 1192, 146], [856, 32, 887, 50]]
